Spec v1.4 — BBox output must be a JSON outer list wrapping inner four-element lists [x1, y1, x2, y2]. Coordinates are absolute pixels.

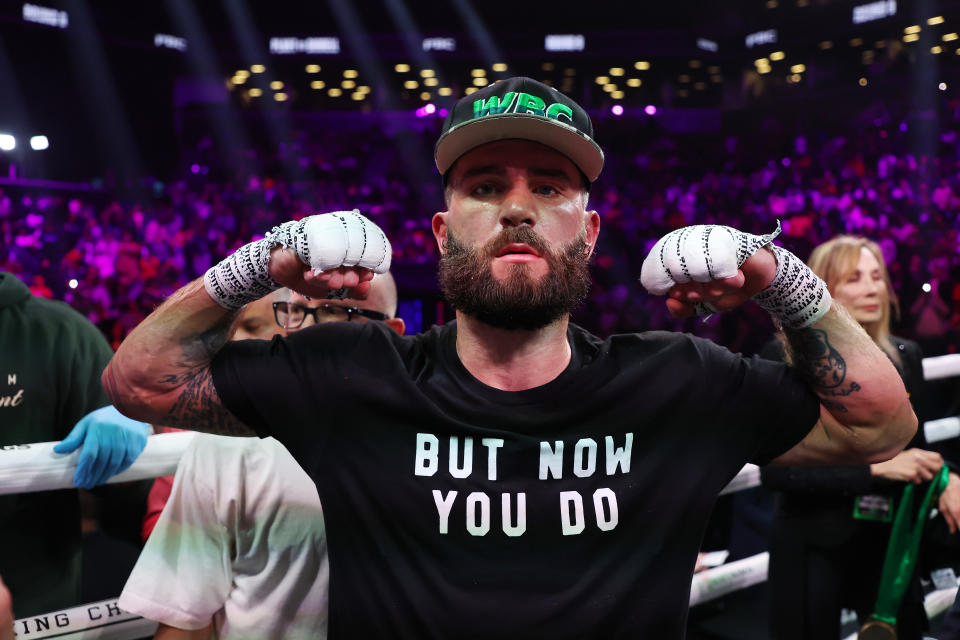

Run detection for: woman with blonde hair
[[761, 235, 960, 640]]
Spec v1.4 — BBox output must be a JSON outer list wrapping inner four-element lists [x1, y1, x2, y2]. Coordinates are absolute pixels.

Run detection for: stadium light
[[0, 134, 15, 151], [29, 135, 48, 150]]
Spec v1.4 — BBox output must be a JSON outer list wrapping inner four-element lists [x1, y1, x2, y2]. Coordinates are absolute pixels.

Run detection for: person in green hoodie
[[0, 271, 149, 617]]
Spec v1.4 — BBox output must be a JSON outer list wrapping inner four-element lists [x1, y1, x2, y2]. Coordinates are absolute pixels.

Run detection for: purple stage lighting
[[611, 105, 624, 116], [644, 105, 657, 116]]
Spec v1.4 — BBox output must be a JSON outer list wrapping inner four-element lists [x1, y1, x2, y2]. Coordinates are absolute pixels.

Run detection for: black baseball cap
[[434, 76, 604, 183]]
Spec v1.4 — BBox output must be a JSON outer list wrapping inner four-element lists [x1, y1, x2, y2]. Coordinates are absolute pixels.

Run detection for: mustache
[[480, 226, 551, 259]]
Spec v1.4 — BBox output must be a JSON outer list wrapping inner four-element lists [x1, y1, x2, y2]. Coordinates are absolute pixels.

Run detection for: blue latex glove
[[53, 405, 150, 490]]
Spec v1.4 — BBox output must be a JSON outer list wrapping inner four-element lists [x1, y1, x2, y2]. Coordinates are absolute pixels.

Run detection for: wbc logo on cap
[[472, 92, 574, 124]]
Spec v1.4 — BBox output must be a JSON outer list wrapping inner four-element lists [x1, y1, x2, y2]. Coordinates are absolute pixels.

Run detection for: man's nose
[[500, 184, 536, 228]]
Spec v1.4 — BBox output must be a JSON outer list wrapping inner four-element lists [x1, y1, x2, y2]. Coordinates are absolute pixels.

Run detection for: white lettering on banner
[[8, 373, 15, 385], [573, 438, 597, 478], [449, 436, 473, 478], [594, 488, 619, 531], [853, 0, 896, 24], [561, 489, 620, 535], [560, 491, 585, 535], [502, 493, 527, 536], [414, 433, 439, 476], [482, 438, 504, 481], [605, 433, 633, 474], [466, 492, 490, 536], [540, 433, 633, 479], [433, 490, 457, 534], [745, 29, 777, 48], [415, 433, 502, 480], [432, 490, 529, 536], [422, 37, 455, 51], [22, 3, 68, 29], [540, 440, 564, 479], [417, 433, 631, 536]]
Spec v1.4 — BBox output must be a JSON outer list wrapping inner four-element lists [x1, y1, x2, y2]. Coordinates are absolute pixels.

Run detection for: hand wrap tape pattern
[[640, 221, 831, 328], [204, 209, 391, 310]]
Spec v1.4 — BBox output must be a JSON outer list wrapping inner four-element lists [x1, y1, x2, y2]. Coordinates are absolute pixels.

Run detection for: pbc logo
[[472, 92, 574, 123]]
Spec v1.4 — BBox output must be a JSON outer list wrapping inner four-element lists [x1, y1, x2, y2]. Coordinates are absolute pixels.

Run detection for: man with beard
[[103, 78, 916, 637]]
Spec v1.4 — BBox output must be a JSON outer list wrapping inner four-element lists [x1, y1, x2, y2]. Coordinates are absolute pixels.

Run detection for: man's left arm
[[641, 224, 916, 466], [773, 304, 916, 465]]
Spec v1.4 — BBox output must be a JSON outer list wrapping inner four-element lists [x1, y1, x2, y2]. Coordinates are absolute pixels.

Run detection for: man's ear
[[584, 210, 601, 259], [432, 211, 448, 254], [385, 317, 406, 336]]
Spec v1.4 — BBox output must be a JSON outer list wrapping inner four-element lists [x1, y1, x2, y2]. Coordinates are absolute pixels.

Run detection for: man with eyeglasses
[[120, 274, 402, 639], [274, 272, 405, 336], [106, 78, 915, 637]]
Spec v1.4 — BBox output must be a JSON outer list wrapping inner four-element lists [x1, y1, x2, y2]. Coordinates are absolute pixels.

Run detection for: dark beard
[[438, 226, 591, 331]]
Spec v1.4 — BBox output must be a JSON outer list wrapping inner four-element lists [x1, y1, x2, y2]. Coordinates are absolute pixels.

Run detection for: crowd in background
[[2, 98, 959, 356]]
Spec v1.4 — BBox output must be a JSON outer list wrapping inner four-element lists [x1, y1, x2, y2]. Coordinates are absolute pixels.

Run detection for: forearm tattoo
[[163, 368, 252, 435], [784, 328, 862, 413], [159, 312, 253, 435]]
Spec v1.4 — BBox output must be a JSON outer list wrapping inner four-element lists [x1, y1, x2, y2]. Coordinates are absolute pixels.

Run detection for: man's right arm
[[102, 277, 250, 435], [103, 243, 378, 434]]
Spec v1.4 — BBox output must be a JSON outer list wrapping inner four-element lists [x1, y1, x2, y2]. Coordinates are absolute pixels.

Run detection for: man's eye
[[535, 185, 559, 196], [473, 183, 496, 196]]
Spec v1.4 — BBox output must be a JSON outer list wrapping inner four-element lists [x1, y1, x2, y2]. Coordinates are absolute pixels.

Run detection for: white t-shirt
[[119, 434, 328, 639]]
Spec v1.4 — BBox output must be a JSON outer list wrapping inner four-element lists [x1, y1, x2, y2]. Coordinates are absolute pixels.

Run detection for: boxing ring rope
[[5, 354, 960, 638], [0, 431, 197, 496]]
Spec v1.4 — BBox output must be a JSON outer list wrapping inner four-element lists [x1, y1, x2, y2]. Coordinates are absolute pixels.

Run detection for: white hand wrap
[[753, 244, 832, 329], [639, 222, 832, 329], [204, 209, 391, 310]]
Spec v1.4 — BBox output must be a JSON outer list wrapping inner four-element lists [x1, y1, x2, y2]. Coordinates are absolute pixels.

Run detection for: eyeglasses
[[272, 301, 388, 329]]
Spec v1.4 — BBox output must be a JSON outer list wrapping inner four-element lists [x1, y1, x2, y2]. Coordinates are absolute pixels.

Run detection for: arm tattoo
[[163, 368, 253, 435], [785, 328, 862, 412], [179, 313, 237, 366], [161, 311, 253, 435]]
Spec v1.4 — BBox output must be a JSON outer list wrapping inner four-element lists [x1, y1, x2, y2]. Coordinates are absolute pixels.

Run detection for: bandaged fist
[[640, 224, 780, 317], [640, 222, 831, 329], [205, 209, 392, 309]]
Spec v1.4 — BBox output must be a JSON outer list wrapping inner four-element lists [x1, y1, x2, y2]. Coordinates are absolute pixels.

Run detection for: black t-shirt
[[212, 321, 819, 638]]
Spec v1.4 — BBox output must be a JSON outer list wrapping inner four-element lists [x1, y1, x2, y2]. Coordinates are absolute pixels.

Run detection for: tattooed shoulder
[[161, 368, 253, 435]]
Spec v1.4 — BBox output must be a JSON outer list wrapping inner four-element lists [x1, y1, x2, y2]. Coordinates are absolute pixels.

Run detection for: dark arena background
[[2, 0, 960, 638]]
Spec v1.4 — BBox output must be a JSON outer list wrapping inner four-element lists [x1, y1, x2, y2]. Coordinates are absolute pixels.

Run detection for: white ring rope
[[923, 354, 960, 381], [0, 431, 196, 496]]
